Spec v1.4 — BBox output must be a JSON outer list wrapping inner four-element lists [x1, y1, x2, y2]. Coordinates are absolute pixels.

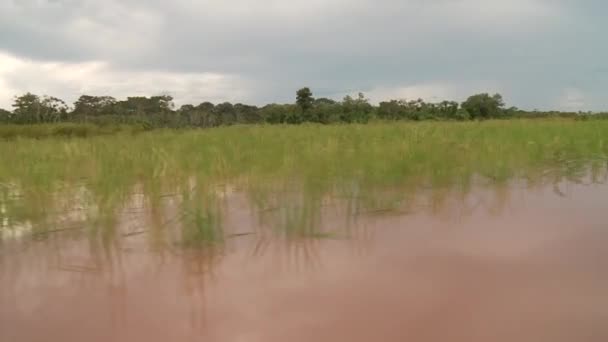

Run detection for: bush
[[461, 93, 505, 119]]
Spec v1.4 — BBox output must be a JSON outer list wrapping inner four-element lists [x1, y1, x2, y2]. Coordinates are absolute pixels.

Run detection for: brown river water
[[1, 181, 608, 341]]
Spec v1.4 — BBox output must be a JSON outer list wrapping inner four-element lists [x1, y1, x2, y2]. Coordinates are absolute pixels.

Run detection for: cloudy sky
[[0, 0, 606, 110]]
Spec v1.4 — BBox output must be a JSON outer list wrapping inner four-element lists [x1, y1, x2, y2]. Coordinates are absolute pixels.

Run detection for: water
[[1, 179, 608, 341]]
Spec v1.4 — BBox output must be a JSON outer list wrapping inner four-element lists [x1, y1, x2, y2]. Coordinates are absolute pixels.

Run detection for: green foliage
[[2, 89, 607, 128], [0, 123, 144, 140], [11, 93, 69, 124], [2, 120, 608, 245], [234, 103, 262, 124], [378, 99, 461, 120], [461, 93, 505, 120], [341, 93, 373, 123], [73, 95, 116, 117], [308, 102, 342, 124], [296, 87, 314, 111], [314, 97, 337, 106], [0, 108, 11, 123], [258, 104, 293, 124], [454, 108, 471, 121]]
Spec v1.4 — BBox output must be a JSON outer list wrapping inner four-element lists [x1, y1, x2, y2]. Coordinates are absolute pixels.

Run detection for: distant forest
[[1, 88, 606, 128]]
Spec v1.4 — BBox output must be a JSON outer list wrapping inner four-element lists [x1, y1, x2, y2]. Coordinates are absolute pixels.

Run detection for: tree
[[178, 104, 195, 113], [12, 93, 40, 123], [152, 95, 174, 112], [73, 95, 116, 117], [454, 108, 471, 121], [0, 108, 11, 123], [309, 102, 342, 123], [260, 104, 284, 124], [314, 97, 337, 106], [12, 93, 69, 123], [378, 100, 404, 120], [40, 96, 69, 122], [215, 102, 237, 125], [0, 88, 566, 127], [461, 93, 505, 119], [234, 103, 261, 124], [195, 102, 217, 127], [436, 101, 459, 119], [296, 87, 314, 111], [342, 93, 373, 123], [196, 102, 215, 112], [114, 95, 174, 116]]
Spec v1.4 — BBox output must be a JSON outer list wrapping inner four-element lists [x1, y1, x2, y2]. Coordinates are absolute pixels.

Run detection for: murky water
[[1, 179, 608, 341]]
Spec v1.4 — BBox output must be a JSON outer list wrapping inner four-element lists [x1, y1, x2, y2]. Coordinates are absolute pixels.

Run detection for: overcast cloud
[[0, 0, 606, 110]]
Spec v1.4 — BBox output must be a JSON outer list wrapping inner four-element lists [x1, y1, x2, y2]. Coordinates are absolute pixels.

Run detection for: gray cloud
[[0, 0, 607, 110]]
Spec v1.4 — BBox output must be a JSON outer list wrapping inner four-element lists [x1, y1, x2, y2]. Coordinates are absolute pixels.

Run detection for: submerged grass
[[1, 120, 607, 244]]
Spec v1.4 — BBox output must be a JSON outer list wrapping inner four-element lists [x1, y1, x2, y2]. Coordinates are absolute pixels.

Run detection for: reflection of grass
[[0, 120, 607, 243], [178, 188, 224, 247], [181, 204, 223, 247]]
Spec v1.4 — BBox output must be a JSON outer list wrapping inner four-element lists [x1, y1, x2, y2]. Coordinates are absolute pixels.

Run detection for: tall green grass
[[1, 120, 607, 244], [0, 123, 146, 140]]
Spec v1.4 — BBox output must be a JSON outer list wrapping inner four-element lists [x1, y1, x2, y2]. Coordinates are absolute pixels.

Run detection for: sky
[[0, 0, 607, 111]]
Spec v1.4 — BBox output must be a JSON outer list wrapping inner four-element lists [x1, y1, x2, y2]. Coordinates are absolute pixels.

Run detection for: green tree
[[0, 108, 11, 123], [309, 102, 342, 123], [260, 104, 284, 124], [12, 93, 69, 123], [461, 93, 505, 119], [114, 95, 174, 116], [73, 95, 116, 117], [342, 93, 373, 123], [196, 102, 217, 127], [234, 103, 261, 124], [215, 102, 237, 125], [285, 108, 305, 124], [314, 97, 337, 106], [197, 102, 215, 112], [41, 96, 69, 122], [454, 108, 471, 121], [436, 101, 459, 119], [178, 104, 195, 112], [12, 93, 40, 123], [378, 100, 405, 120], [296, 87, 314, 112], [177, 104, 199, 127]]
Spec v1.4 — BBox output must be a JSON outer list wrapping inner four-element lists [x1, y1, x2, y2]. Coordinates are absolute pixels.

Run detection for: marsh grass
[[1, 120, 608, 245], [179, 187, 224, 247]]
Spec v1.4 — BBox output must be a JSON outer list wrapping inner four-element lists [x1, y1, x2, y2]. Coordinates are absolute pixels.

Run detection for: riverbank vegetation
[[1, 89, 606, 132]]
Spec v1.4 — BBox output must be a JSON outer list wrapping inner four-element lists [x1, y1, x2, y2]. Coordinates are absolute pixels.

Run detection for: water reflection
[[2, 164, 608, 341], [1, 162, 608, 249]]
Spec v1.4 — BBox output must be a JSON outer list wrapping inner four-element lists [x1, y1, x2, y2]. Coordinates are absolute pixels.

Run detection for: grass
[[1, 119, 607, 244], [0, 123, 146, 140]]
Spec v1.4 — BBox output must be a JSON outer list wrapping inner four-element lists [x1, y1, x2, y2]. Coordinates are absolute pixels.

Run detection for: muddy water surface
[[1, 181, 608, 342]]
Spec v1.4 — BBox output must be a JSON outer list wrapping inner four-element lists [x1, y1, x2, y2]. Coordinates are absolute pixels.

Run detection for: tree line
[[0, 88, 604, 127]]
